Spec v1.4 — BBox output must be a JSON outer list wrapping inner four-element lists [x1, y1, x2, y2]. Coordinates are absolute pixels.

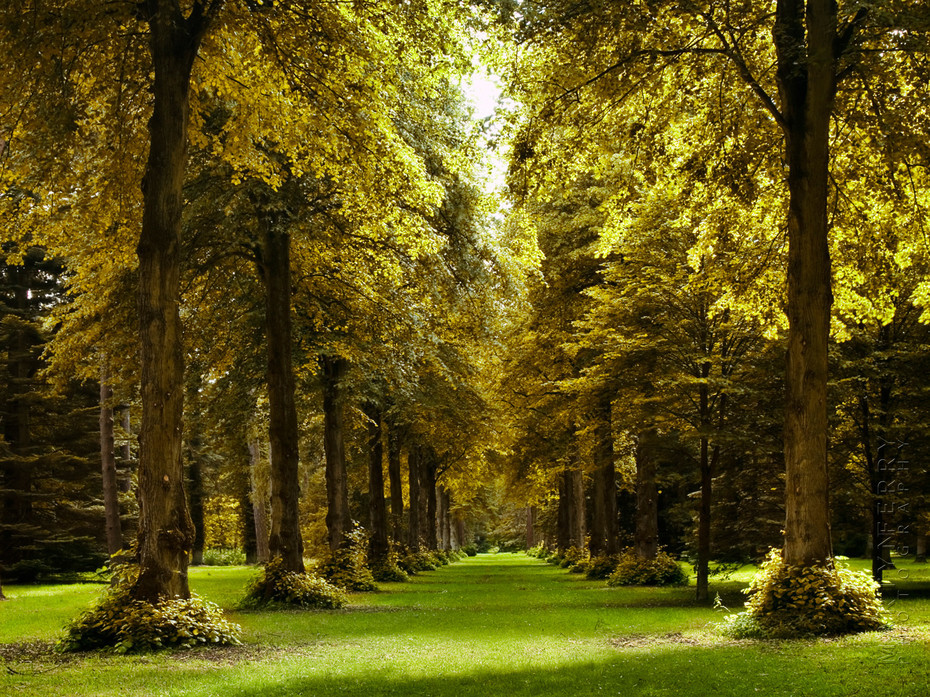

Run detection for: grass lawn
[[2, 554, 929, 696]]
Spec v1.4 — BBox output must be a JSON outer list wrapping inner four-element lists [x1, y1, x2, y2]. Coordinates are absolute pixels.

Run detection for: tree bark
[[775, 0, 838, 568], [568, 466, 585, 549], [408, 444, 422, 551], [387, 421, 404, 543], [424, 453, 438, 551], [100, 362, 123, 556], [634, 431, 659, 559], [364, 402, 389, 564], [248, 440, 270, 564], [260, 227, 304, 572], [455, 517, 466, 550], [439, 488, 452, 551], [526, 507, 536, 549], [590, 392, 618, 556], [321, 355, 351, 552], [187, 440, 205, 566], [134, 1, 217, 602]]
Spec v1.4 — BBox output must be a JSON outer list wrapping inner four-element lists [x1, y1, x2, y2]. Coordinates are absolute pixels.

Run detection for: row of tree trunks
[[407, 445, 422, 551]]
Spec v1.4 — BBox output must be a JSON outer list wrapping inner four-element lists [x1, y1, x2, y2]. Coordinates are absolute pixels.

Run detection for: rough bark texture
[[455, 517, 466, 550], [407, 445, 422, 551], [386, 422, 404, 543], [248, 440, 270, 564], [634, 431, 659, 559], [100, 363, 123, 556], [260, 228, 304, 572], [364, 403, 389, 564], [775, 0, 837, 568], [321, 355, 351, 552], [134, 1, 216, 602]]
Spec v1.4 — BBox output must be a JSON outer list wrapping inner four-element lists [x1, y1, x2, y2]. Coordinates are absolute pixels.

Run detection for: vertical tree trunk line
[[133, 1, 216, 602], [424, 453, 438, 550], [590, 391, 618, 557], [775, 0, 837, 568], [386, 421, 404, 543], [407, 444, 422, 551], [260, 226, 304, 572], [364, 402, 389, 564], [187, 440, 205, 566], [321, 355, 351, 552], [248, 440, 270, 564], [100, 362, 123, 556], [634, 430, 659, 559]]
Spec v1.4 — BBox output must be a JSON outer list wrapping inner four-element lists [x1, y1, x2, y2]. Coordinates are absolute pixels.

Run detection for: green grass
[[2, 554, 929, 696]]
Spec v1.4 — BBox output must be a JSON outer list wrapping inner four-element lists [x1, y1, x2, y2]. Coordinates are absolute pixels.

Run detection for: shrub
[[321, 525, 378, 592], [559, 546, 586, 569], [721, 549, 889, 638], [585, 555, 620, 580], [607, 549, 688, 587], [201, 548, 246, 566], [370, 543, 409, 583], [58, 561, 241, 653], [241, 557, 347, 609], [462, 544, 478, 557], [526, 544, 547, 558]]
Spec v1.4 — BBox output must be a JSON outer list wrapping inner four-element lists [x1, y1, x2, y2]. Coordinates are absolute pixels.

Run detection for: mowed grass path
[[2, 553, 930, 696]]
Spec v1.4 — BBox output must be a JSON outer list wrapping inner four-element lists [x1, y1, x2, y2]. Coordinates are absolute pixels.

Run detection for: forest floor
[[2, 553, 929, 696]]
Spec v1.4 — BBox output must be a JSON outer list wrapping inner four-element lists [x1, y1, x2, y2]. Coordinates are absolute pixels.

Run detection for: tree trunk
[[590, 392, 618, 556], [526, 507, 536, 549], [557, 470, 570, 552], [634, 431, 659, 559], [916, 532, 927, 564], [408, 444, 422, 551], [568, 466, 585, 549], [100, 362, 123, 556], [321, 355, 351, 552], [134, 2, 216, 602], [364, 402, 389, 564], [424, 454, 438, 550], [187, 440, 205, 566], [387, 422, 404, 543], [439, 488, 452, 551], [260, 227, 304, 572], [241, 477, 257, 565], [455, 517, 466, 550], [248, 440, 270, 564], [775, 0, 837, 569], [118, 405, 133, 493]]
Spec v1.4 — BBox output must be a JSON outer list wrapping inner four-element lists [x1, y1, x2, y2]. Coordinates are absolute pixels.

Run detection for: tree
[[508, 0, 930, 590]]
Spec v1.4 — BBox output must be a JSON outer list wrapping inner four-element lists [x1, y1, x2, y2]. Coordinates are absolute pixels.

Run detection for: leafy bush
[[607, 549, 688, 587], [462, 544, 478, 557], [201, 548, 246, 566], [526, 544, 547, 559], [58, 561, 241, 653], [559, 546, 586, 569], [321, 525, 378, 592], [370, 543, 409, 583], [721, 549, 889, 638], [585, 555, 620, 580], [241, 557, 347, 609]]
